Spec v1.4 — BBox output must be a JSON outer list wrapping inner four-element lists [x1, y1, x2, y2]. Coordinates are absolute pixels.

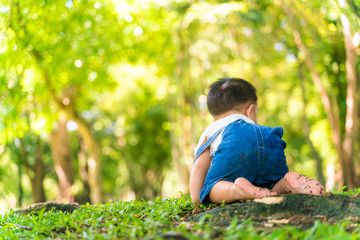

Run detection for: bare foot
[[277, 172, 324, 195], [231, 177, 277, 200]]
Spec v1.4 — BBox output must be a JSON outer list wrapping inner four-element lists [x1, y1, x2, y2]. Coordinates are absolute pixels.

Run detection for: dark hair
[[207, 77, 258, 116]]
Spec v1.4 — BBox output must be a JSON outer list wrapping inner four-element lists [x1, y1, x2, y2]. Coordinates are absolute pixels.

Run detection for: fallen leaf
[[267, 219, 290, 224], [253, 197, 284, 204]]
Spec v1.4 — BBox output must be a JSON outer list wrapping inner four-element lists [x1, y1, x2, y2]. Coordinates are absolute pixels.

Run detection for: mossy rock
[[15, 202, 80, 215], [188, 194, 360, 229]]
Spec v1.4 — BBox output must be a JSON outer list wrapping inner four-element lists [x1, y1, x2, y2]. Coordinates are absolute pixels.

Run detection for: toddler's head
[[207, 78, 258, 121]]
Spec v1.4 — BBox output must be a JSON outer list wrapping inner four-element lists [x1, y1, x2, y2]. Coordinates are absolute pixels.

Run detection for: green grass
[[0, 193, 359, 239], [329, 187, 360, 196]]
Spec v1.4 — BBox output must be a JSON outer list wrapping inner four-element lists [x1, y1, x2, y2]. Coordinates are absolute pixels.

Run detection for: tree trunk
[[33, 137, 47, 203], [125, 158, 144, 200], [17, 161, 23, 207], [76, 137, 91, 204], [10, 143, 24, 207], [68, 110, 102, 204], [124, 155, 165, 200], [166, 25, 193, 194], [168, 110, 190, 193], [299, 63, 326, 186], [50, 112, 75, 203], [32, 50, 103, 204], [339, 0, 359, 188], [18, 137, 47, 203]]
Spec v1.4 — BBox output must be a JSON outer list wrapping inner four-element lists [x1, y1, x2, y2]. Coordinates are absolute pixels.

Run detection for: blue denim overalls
[[195, 119, 289, 204]]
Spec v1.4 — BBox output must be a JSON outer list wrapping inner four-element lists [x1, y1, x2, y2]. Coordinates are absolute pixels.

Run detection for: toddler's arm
[[189, 137, 212, 203]]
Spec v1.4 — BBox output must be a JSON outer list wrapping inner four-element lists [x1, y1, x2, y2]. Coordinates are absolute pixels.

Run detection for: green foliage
[[1, 195, 360, 239], [0, 0, 181, 203], [0, 0, 123, 143], [0, 0, 359, 208]]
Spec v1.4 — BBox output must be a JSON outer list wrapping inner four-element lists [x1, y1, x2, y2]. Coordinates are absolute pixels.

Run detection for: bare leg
[[209, 178, 277, 204], [272, 172, 324, 195]]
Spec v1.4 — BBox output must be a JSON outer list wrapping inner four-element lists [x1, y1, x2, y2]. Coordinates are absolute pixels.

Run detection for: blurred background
[[0, 0, 359, 210]]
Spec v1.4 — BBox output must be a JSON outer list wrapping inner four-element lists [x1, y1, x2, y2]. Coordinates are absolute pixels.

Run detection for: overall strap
[[194, 125, 227, 163]]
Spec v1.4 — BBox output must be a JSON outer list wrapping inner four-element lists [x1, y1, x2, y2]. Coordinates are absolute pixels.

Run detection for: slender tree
[[339, 0, 359, 187], [282, 0, 359, 188], [50, 112, 74, 203]]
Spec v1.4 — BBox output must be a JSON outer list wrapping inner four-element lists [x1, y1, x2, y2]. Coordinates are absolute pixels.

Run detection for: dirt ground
[[187, 194, 360, 231]]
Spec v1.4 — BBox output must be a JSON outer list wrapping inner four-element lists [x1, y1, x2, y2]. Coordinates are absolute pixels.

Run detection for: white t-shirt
[[194, 114, 255, 157]]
